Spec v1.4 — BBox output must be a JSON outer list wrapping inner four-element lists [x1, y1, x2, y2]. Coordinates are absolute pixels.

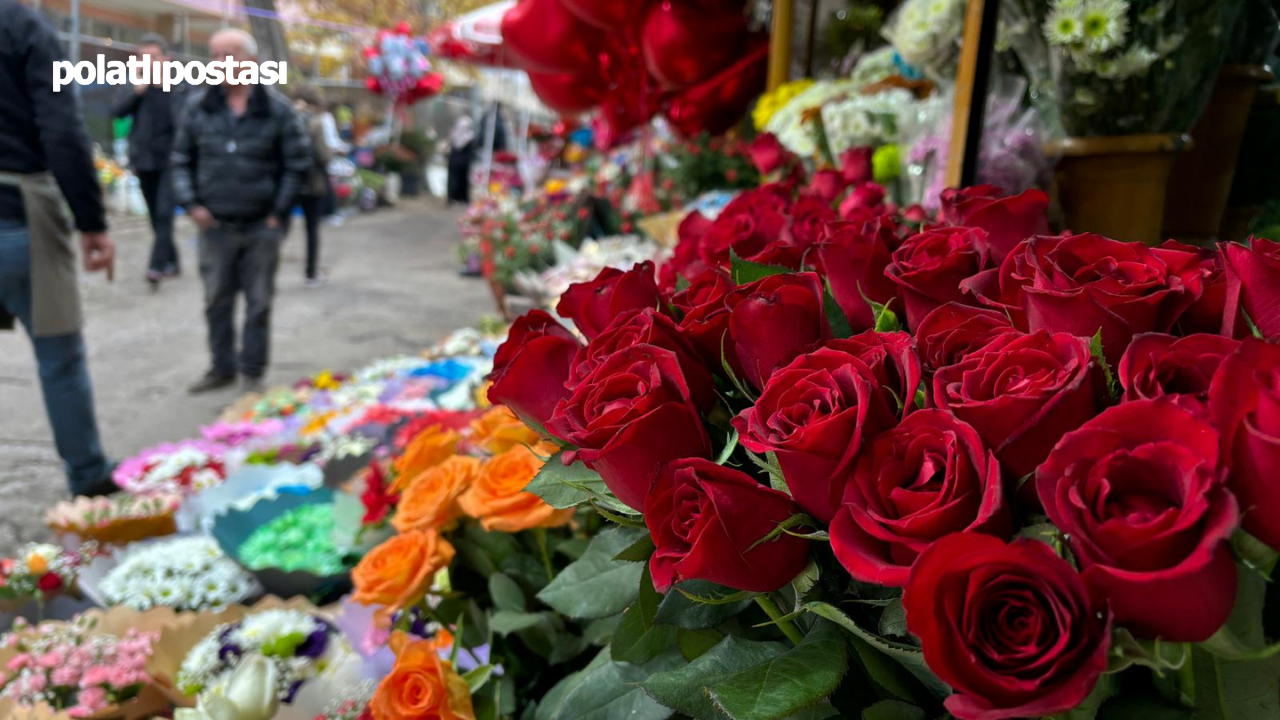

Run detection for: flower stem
[[534, 528, 554, 582], [755, 594, 803, 646]]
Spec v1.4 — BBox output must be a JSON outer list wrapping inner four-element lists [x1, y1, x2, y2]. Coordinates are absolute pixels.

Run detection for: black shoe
[[189, 370, 237, 394], [241, 375, 265, 394], [146, 270, 162, 292], [73, 465, 119, 498]]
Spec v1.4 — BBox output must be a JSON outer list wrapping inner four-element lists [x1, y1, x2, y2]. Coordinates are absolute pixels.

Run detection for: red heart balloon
[[641, 1, 751, 91], [528, 71, 606, 114], [665, 38, 769, 136], [501, 0, 599, 74], [560, 0, 652, 30]]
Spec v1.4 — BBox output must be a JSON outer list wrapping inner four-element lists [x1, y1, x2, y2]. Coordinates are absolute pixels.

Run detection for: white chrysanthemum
[[232, 609, 321, 649], [1044, 5, 1086, 46], [1081, 0, 1128, 52]]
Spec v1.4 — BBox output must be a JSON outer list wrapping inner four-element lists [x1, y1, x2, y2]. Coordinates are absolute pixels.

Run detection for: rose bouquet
[[0, 543, 93, 609], [0, 619, 156, 717], [94, 536, 259, 612], [111, 441, 228, 497], [485, 148, 1280, 719]]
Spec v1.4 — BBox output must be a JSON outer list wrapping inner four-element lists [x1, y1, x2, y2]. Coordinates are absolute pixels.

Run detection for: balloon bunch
[[364, 21, 445, 105], [501, 0, 768, 146]]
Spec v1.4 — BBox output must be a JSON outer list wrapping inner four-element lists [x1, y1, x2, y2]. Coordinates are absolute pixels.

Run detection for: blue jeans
[[0, 220, 109, 494]]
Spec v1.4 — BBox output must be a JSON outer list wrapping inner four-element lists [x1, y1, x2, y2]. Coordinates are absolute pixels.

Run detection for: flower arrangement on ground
[[0, 543, 93, 609], [46, 493, 182, 547], [486, 144, 1280, 719], [98, 536, 258, 612], [112, 440, 228, 496]]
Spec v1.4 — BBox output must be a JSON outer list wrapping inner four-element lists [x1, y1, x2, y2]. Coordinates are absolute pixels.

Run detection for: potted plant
[[1008, 0, 1245, 244]]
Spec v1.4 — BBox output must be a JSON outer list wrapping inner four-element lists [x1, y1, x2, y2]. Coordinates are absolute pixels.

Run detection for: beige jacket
[[0, 171, 83, 337]]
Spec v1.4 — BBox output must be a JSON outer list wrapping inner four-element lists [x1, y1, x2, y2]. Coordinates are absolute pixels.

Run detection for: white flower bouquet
[[91, 536, 259, 612]]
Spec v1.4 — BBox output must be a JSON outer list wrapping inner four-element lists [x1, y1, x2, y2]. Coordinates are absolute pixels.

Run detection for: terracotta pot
[[1048, 133, 1191, 245], [1163, 65, 1274, 242]]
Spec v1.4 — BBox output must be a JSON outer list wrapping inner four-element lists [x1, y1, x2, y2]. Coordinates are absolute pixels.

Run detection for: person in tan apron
[[1, 0, 118, 497]]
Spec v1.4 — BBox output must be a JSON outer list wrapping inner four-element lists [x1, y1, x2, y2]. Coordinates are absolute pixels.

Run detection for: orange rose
[[469, 406, 541, 455], [393, 456, 482, 533], [394, 425, 460, 492], [458, 444, 573, 533], [352, 529, 455, 625], [371, 632, 475, 720]]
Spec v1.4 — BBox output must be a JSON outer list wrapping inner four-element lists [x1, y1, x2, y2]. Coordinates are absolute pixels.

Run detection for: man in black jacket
[[0, 0, 117, 496], [112, 34, 187, 288], [170, 28, 310, 394]]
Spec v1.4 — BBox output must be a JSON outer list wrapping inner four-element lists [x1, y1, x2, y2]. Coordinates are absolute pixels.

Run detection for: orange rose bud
[[469, 406, 541, 455], [393, 456, 482, 534], [458, 443, 573, 533], [372, 632, 475, 720], [393, 425, 460, 492], [352, 529, 455, 625]]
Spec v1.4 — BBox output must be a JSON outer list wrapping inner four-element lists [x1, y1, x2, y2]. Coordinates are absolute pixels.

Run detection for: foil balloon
[[365, 24, 444, 105], [665, 39, 769, 136], [501, 0, 599, 74], [527, 71, 607, 115], [560, 0, 652, 30], [641, 1, 752, 91]]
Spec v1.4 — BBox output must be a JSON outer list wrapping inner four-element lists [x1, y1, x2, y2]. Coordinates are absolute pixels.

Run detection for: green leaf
[[1190, 646, 1280, 720], [488, 573, 526, 613], [707, 620, 849, 720], [1243, 308, 1265, 340], [612, 567, 677, 665], [731, 249, 790, 285], [746, 448, 789, 495], [877, 599, 908, 640], [525, 456, 633, 513], [748, 513, 816, 551], [1106, 629, 1189, 675], [463, 665, 495, 694], [489, 610, 547, 635], [1089, 330, 1119, 399], [1201, 563, 1280, 661], [806, 601, 949, 698], [677, 628, 724, 661], [913, 386, 927, 410], [557, 652, 682, 720], [848, 634, 927, 703], [655, 579, 756, 629], [1059, 674, 1118, 720], [862, 700, 925, 720], [613, 533, 656, 562], [1233, 529, 1279, 580], [534, 648, 612, 720], [823, 281, 854, 339], [715, 428, 740, 465], [537, 526, 647, 619], [792, 560, 821, 599], [642, 636, 789, 720]]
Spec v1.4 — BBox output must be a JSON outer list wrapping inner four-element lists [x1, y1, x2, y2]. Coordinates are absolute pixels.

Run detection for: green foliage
[[525, 457, 634, 515], [706, 620, 849, 720], [536, 527, 647, 619]]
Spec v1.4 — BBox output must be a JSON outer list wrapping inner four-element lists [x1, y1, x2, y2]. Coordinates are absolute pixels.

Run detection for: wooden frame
[[945, 0, 1001, 188]]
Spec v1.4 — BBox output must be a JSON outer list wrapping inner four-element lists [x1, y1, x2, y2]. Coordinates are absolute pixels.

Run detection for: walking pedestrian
[[0, 0, 118, 497], [446, 115, 476, 206], [111, 33, 188, 290], [292, 88, 345, 286], [170, 28, 311, 394]]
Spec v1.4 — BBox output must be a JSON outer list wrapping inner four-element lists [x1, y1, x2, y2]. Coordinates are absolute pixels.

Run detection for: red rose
[[816, 216, 897, 332], [1119, 333, 1240, 416], [839, 182, 886, 218], [826, 330, 923, 414], [728, 272, 832, 390], [567, 308, 714, 410], [660, 211, 714, 290], [556, 261, 662, 340], [488, 310, 583, 429], [1037, 399, 1238, 641], [1223, 237, 1280, 340], [670, 267, 733, 318], [698, 185, 792, 268], [733, 346, 897, 522], [805, 170, 847, 204], [647, 458, 811, 593], [37, 572, 63, 593], [933, 330, 1101, 480], [831, 410, 1006, 586], [785, 195, 839, 252], [1162, 240, 1242, 336], [964, 233, 1203, 366], [547, 344, 711, 511], [888, 227, 993, 331], [914, 302, 1013, 374], [1210, 338, 1280, 550], [840, 147, 873, 184], [747, 132, 795, 175], [904, 533, 1111, 720], [938, 185, 1049, 262]]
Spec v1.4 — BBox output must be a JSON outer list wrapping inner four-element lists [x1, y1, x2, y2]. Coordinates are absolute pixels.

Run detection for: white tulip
[[177, 656, 280, 720]]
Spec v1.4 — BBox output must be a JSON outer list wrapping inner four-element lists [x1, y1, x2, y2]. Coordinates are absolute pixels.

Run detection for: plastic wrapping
[[881, 0, 968, 81], [897, 75, 1054, 212]]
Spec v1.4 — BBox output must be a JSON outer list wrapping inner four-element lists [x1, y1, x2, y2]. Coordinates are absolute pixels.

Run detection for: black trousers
[[198, 222, 282, 378], [137, 169, 178, 274], [447, 157, 472, 204]]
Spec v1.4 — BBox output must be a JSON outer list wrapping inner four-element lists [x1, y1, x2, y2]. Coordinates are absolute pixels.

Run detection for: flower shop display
[[111, 441, 228, 497], [237, 503, 347, 576], [46, 495, 182, 548], [484, 143, 1280, 719], [0, 544, 93, 611], [92, 536, 259, 613]]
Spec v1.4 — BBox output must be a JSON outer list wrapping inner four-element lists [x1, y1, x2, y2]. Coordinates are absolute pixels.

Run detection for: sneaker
[[241, 375, 266, 394], [188, 370, 237, 394]]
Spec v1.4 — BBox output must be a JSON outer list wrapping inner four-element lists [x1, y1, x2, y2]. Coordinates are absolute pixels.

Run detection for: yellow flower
[[752, 78, 815, 130]]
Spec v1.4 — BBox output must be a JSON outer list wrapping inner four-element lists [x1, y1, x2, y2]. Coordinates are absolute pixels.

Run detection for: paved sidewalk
[[0, 200, 491, 553]]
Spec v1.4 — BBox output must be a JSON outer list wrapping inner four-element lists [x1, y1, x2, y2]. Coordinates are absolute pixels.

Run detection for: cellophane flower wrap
[[111, 441, 229, 497]]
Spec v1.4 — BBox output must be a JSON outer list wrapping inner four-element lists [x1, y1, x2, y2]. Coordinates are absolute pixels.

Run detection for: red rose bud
[[839, 182, 886, 218], [660, 211, 716, 291], [37, 572, 63, 593], [914, 302, 1013, 374], [937, 185, 1049, 262], [488, 310, 582, 430], [1037, 399, 1238, 641], [747, 132, 795, 175], [567, 308, 714, 411], [840, 147, 873, 185], [783, 196, 839, 253], [547, 344, 711, 511], [832, 410, 1007, 586], [647, 458, 811, 593], [966, 233, 1204, 366], [1161, 241, 1244, 337], [670, 267, 734, 318], [815, 216, 898, 332], [698, 185, 792, 269], [805, 169, 848, 204], [734, 345, 897, 522], [887, 226, 993, 331], [1210, 338, 1280, 550], [904, 533, 1111, 720], [556, 261, 663, 340], [728, 272, 831, 390], [825, 330, 923, 414], [1119, 333, 1240, 417], [1223, 237, 1280, 340], [933, 330, 1101, 482]]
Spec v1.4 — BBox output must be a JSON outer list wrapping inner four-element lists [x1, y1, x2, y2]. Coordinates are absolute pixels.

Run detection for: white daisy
[[1044, 4, 1086, 46]]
